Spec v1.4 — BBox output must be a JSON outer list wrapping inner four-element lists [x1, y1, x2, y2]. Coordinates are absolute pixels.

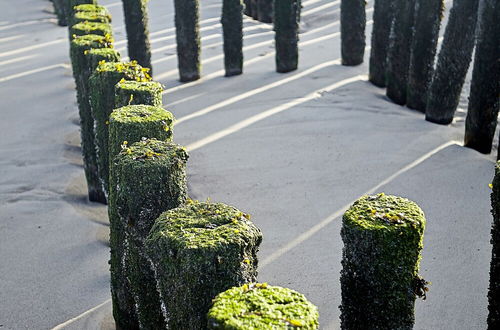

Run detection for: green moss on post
[[109, 105, 173, 159], [385, 0, 416, 105], [89, 61, 152, 197], [207, 283, 319, 329], [368, 0, 395, 87], [425, 0, 479, 125], [407, 0, 443, 112], [463, 0, 500, 155], [115, 80, 163, 108], [222, 0, 244, 76], [122, 0, 153, 74], [341, 0, 366, 66], [69, 34, 114, 203], [72, 11, 112, 26], [489, 163, 500, 328], [74, 4, 110, 15], [109, 138, 188, 329], [174, 0, 201, 82], [274, 0, 301, 73], [257, 0, 273, 23], [64, 0, 96, 24], [70, 21, 113, 38], [146, 201, 263, 329], [340, 194, 426, 329]]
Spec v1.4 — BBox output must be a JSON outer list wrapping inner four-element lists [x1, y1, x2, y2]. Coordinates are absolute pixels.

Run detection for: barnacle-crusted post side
[[425, 0, 480, 125], [64, 0, 96, 23], [173, 0, 201, 82], [109, 139, 188, 329], [385, 0, 416, 105], [340, 194, 426, 329], [340, 0, 366, 66], [489, 163, 500, 328], [407, 0, 444, 112], [70, 21, 113, 38], [52, 0, 68, 26], [69, 34, 114, 203], [146, 202, 263, 329], [89, 61, 151, 197], [250, 0, 259, 19], [207, 284, 319, 329], [121, 0, 153, 74], [368, 0, 395, 87], [257, 0, 273, 23], [274, 0, 301, 73], [464, 0, 500, 155], [108, 105, 173, 160], [222, 0, 244, 76], [243, 0, 253, 17], [115, 80, 163, 108]]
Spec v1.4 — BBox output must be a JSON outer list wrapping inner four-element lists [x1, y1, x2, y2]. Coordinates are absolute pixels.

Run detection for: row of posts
[[341, 0, 500, 158], [54, 0, 433, 328], [53, 0, 302, 78]]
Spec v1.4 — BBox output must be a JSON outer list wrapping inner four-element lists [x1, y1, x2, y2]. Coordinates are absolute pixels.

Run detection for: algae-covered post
[[463, 0, 500, 155], [109, 138, 188, 329], [70, 21, 113, 38], [257, 0, 274, 23], [222, 0, 244, 76], [52, 0, 67, 26], [174, 0, 201, 82], [146, 201, 263, 329], [340, 194, 427, 329], [369, 0, 395, 87], [385, 0, 416, 105], [406, 0, 443, 112], [121, 0, 153, 74], [489, 163, 500, 328], [207, 283, 320, 329], [340, 0, 366, 66], [115, 80, 163, 108], [89, 61, 151, 197], [425, 0, 480, 125], [71, 4, 112, 26], [108, 105, 173, 159], [274, 0, 301, 73], [72, 11, 112, 26], [69, 34, 115, 203], [64, 0, 96, 23]]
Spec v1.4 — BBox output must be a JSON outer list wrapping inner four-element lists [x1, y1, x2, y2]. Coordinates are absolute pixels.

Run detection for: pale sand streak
[[176, 59, 342, 125], [162, 18, 374, 95], [0, 55, 36, 68], [186, 75, 366, 152], [260, 140, 460, 268], [51, 299, 112, 330], [0, 64, 67, 83]]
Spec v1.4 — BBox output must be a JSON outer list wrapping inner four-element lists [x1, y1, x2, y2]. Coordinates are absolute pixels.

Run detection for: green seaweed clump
[[340, 193, 426, 330], [146, 201, 263, 329], [115, 80, 163, 108], [73, 10, 112, 25], [207, 283, 319, 329], [109, 138, 188, 329], [70, 21, 113, 38], [109, 104, 174, 159]]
